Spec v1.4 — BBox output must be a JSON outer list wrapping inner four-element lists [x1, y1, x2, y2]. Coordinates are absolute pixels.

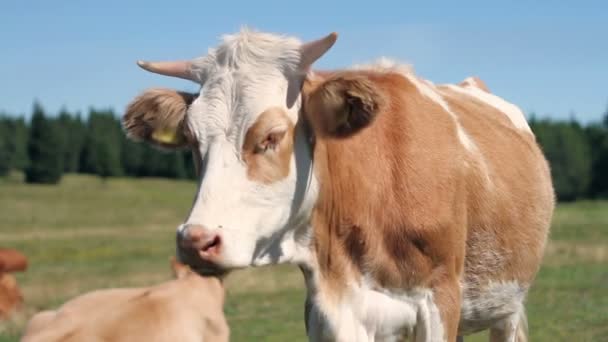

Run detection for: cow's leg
[[488, 307, 528, 342], [420, 277, 461, 342]]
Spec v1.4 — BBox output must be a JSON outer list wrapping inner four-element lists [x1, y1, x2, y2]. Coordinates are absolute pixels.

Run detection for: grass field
[[1, 173, 607, 341]]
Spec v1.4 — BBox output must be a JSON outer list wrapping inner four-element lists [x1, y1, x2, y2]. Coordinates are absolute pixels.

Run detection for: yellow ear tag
[[151, 127, 181, 145]]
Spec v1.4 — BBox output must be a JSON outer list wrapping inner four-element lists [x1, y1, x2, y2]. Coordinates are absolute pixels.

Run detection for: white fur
[[461, 77, 484, 90], [459, 281, 527, 335], [304, 272, 444, 342], [351, 56, 415, 76], [179, 29, 318, 270], [446, 84, 532, 133]]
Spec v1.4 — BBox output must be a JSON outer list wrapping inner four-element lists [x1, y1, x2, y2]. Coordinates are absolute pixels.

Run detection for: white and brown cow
[[122, 29, 554, 342]]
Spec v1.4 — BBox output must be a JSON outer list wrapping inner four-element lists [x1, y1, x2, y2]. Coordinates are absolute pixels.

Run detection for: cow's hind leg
[[488, 307, 528, 342]]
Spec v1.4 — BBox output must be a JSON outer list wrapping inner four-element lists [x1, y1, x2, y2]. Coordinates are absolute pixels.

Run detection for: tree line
[[1, 102, 608, 202], [0, 102, 196, 185]]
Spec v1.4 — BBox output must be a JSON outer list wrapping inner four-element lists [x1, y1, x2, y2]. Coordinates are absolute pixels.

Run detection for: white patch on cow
[[459, 281, 528, 335], [490, 311, 522, 342], [351, 56, 415, 76], [446, 84, 532, 133], [305, 273, 445, 342], [409, 76, 477, 152], [177, 28, 321, 271], [461, 77, 485, 91]]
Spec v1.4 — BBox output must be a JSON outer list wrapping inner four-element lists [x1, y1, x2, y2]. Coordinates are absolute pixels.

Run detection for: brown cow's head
[[123, 29, 382, 275]]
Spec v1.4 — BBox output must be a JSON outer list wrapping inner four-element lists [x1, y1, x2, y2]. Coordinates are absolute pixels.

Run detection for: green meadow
[[1, 174, 607, 341]]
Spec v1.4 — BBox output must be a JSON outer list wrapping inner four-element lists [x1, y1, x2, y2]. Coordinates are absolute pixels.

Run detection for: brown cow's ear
[[169, 256, 192, 279], [303, 74, 384, 138], [122, 88, 197, 149]]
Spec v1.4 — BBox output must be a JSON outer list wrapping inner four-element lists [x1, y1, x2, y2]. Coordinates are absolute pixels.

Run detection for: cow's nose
[[178, 224, 222, 258]]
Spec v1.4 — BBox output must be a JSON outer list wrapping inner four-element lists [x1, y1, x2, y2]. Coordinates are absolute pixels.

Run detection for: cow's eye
[[256, 126, 287, 153]]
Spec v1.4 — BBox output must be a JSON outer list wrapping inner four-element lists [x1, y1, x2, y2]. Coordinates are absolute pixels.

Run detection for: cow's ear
[[169, 256, 192, 279], [122, 88, 197, 149], [303, 74, 384, 138]]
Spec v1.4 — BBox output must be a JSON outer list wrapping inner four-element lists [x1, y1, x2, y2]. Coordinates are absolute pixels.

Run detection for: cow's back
[[21, 274, 229, 342]]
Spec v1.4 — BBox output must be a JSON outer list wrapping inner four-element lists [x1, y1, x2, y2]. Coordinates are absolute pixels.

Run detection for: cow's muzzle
[[176, 224, 227, 276]]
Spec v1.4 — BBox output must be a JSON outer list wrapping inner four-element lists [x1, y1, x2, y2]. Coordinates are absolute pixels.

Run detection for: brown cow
[[21, 258, 229, 342], [0, 248, 28, 273], [123, 29, 554, 341], [0, 248, 28, 319]]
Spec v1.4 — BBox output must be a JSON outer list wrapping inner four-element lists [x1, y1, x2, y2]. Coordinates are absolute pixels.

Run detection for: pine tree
[[25, 102, 63, 184], [57, 110, 86, 173], [79, 109, 123, 178], [0, 116, 29, 176], [587, 104, 608, 198], [121, 137, 145, 177], [0, 118, 10, 176], [183, 150, 197, 180], [532, 119, 591, 201]]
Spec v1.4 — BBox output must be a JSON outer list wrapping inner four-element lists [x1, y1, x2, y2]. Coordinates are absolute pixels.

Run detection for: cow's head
[[123, 29, 382, 275]]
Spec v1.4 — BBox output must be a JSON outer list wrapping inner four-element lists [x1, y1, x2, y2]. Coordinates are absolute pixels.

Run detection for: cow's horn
[[136, 60, 195, 82], [299, 32, 338, 70]]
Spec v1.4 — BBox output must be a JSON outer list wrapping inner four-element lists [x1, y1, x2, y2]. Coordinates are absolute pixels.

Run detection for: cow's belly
[[305, 285, 445, 342], [304, 279, 528, 341], [458, 280, 528, 335]]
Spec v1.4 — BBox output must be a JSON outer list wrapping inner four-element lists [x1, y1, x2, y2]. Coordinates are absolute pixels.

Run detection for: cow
[[0, 248, 28, 319], [122, 29, 554, 342], [20, 258, 229, 342]]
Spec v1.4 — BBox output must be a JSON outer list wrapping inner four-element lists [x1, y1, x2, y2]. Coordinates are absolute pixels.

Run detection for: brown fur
[[0, 249, 28, 273], [0, 249, 27, 319], [242, 107, 295, 184], [122, 88, 197, 149], [437, 84, 554, 285], [303, 72, 385, 138], [301, 69, 553, 340], [0, 273, 23, 319], [21, 258, 229, 342]]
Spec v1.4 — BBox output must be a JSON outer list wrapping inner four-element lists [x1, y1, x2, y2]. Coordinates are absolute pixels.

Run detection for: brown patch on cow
[[123, 88, 197, 149], [242, 107, 295, 184], [459, 76, 490, 93], [301, 67, 553, 339], [305, 69, 468, 289], [437, 85, 554, 285], [303, 72, 386, 137]]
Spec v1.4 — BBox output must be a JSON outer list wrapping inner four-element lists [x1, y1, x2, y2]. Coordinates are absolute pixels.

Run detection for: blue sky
[[1, 0, 607, 123]]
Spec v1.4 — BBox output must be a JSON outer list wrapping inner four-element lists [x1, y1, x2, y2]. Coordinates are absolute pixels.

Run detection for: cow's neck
[[293, 115, 448, 340]]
